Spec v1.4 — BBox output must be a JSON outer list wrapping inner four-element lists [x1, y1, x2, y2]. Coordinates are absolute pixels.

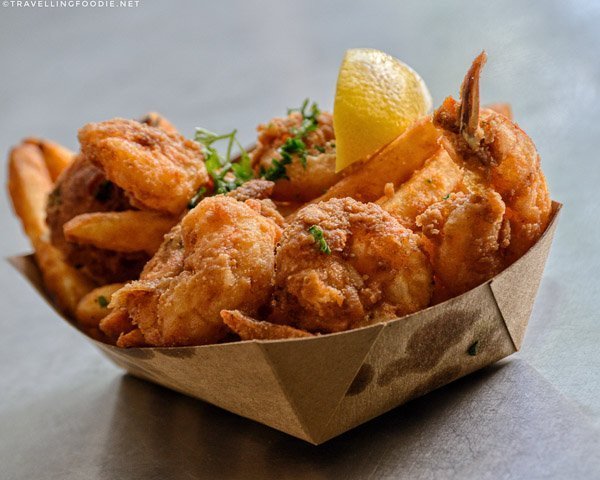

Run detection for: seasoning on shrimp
[[251, 100, 340, 202], [270, 198, 433, 333]]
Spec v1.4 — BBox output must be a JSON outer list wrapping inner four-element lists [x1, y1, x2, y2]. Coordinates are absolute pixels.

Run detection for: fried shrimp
[[271, 198, 433, 333], [416, 190, 509, 297], [251, 110, 340, 202], [221, 310, 314, 341], [79, 118, 209, 215], [433, 51, 551, 264], [107, 196, 282, 347]]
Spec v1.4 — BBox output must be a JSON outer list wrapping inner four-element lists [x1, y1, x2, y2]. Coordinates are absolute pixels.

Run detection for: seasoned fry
[[75, 283, 124, 328], [8, 143, 53, 239], [32, 237, 95, 316], [221, 310, 313, 340], [8, 141, 94, 316], [312, 118, 441, 203], [24, 137, 74, 181], [377, 148, 464, 230], [63, 210, 178, 255]]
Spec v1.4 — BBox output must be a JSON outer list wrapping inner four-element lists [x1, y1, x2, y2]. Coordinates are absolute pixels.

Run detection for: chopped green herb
[[442, 193, 451, 200], [468, 341, 479, 356], [94, 180, 114, 202], [262, 156, 292, 181], [192, 128, 254, 201], [262, 99, 321, 180], [308, 225, 331, 255], [97, 295, 109, 308], [315, 145, 326, 154]]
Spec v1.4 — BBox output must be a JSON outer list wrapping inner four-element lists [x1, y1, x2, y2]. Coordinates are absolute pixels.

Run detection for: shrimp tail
[[434, 51, 494, 165], [459, 51, 487, 150]]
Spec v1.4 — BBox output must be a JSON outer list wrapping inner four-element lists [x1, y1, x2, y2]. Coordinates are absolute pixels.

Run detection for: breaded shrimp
[[108, 196, 282, 347], [138, 111, 178, 134], [270, 198, 433, 333], [416, 190, 509, 297], [409, 52, 552, 299], [221, 310, 314, 341], [79, 118, 209, 215], [251, 110, 340, 202], [433, 52, 551, 263]]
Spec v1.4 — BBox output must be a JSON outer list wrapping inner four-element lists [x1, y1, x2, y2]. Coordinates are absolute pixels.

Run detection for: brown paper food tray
[[9, 202, 561, 445]]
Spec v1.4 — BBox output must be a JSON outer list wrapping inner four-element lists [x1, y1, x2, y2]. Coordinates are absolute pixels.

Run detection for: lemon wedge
[[333, 48, 432, 172]]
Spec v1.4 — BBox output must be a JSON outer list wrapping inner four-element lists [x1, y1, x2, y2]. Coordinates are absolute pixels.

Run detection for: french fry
[[63, 210, 178, 255], [313, 118, 441, 204], [75, 283, 124, 328], [8, 143, 53, 240], [485, 103, 513, 120], [33, 238, 95, 315], [8, 141, 95, 316], [377, 148, 464, 230], [24, 137, 74, 181], [221, 310, 314, 340]]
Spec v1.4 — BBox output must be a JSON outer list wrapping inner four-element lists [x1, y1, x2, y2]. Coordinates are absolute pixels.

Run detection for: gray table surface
[[1, 1, 599, 478]]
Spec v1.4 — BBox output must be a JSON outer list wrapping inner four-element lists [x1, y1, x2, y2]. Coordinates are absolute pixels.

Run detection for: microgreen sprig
[[261, 99, 321, 181], [308, 225, 331, 255], [188, 128, 254, 208]]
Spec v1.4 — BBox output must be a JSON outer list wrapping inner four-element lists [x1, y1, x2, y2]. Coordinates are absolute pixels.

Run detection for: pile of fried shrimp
[[8, 53, 552, 348]]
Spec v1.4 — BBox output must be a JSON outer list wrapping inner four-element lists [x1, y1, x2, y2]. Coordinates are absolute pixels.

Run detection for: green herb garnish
[[315, 145, 326, 154], [97, 296, 109, 308], [308, 225, 331, 255], [442, 193, 451, 200], [468, 341, 479, 356], [262, 99, 321, 181], [191, 128, 254, 204]]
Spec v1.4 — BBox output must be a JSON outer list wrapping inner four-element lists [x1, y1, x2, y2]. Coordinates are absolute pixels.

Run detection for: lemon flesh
[[334, 48, 432, 172]]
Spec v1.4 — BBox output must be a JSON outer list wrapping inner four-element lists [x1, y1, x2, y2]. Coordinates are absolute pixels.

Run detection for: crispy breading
[[433, 51, 551, 265], [79, 118, 209, 214], [417, 190, 508, 297], [271, 198, 433, 333], [108, 196, 282, 346], [251, 111, 340, 202], [221, 310, 313, 340]]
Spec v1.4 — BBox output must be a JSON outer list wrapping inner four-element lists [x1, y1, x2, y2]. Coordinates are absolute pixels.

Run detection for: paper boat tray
[[10, 202, 561, 445]]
